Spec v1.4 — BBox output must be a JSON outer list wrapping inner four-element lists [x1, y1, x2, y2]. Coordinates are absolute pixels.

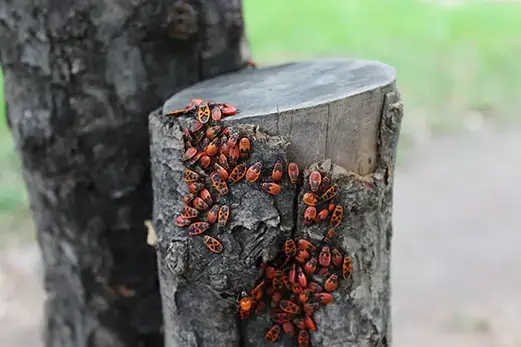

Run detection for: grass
[[244, 0, 521, 134], [1, 0, 521, 236]]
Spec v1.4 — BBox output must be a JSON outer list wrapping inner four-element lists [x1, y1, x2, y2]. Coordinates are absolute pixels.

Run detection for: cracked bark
[[0, 0, 250, 346], [150, 59, 403, 346]]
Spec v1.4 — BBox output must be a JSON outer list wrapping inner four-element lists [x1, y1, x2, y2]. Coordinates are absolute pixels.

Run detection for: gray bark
[[0, 0, 250, 346], [150, 58, 403, 346]]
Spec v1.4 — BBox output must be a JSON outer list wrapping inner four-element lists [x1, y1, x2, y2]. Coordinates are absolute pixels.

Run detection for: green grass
[[244, 0, 521, 135], [1, 0, 521, 220], [0, 68, 29, 220]]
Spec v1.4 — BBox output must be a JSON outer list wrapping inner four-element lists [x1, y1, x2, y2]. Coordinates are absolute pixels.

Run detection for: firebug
[[264, 324, 281, 343], [309, 171, 322, 192], [304, 206, 317, 224], [272, 161, 283, 182], [188, 221, 210, 235], [202, 235, 224, 253], [261, 182, 281, 195], [246, 162, 262, 183], [287, 162, 299, 184], [324, 274, 339, 292], [218, 205, 230, 227]]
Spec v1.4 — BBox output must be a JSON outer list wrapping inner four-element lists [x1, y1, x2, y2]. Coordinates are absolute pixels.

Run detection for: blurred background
[[1, 0, 520, 346]]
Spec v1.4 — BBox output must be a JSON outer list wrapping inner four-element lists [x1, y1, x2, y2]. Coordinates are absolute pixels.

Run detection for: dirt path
[[1, 128, 520, 347]]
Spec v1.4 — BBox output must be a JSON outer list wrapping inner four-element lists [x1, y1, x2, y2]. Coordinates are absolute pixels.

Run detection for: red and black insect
[[319, 246, 331, 267], [209, 171, 229, 195], [211, 107, 222, 121], [314, 292, 333, 304], [324, 274, 339, 292], [214, 163, 229, 180], [205, 138, 220, 157], [218, 153, 229, 170], [199, 155, 211, 169], [227, 132, 240, 148], [304, 206, 317, 225], [271, 312, 292, 324], [166, 108, 187, 117], [239, 137, 251, 159], [320, 184, 338, 201], [331, 248, 343, 266], [297, 266, 307, 288], [343, 256, 353, 280], [294, 319, 306, 331], [303, 302, 320, 313], [192, 197, 209, 211], [184, 169, 199, 182], [282, 321, 296, 336], [218, 205, 230, 227], [246, 162, 262, 183], [307, 282, 323, 293], [288, 162, 299, 184], [294, 249, 310, 263], [228, 145, 240, 167], [283, 239, 297, 258], [200, 189, 213, 205], [239, 295, 253, 312], [222, 103, 237, 116], [298, 329, 311, 346], [207, 205, 220, 224], [183, 193, 195, 205], [262, 182, 281, 195], [206, 125, 222, 140], [175, 215, 191, 227], [229, 164, 247, 183], [272, 161, 283, 182], [315, 208, 329, 222], [304, 257, 317, 275], [298, 239, 316, 253], [197, 103, 211, 123], [202, 235, 224, 254], [303, 192, 318, 206], [182, 147, 198, 161], [182, 206, 199, 218], [251, 280, 265, 301], [188, 221, 210, 235], [298, 290, 310, 303], [188, 182, 204, 193], [330, 205, 344, 227], [279, 300, 301, 314], [264, 324, 281, 343], [309, 170, 322, 192], [323, 229, 336, 243]]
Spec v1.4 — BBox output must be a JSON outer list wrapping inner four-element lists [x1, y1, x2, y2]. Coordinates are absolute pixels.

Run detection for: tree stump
[[0, 0, 250, 346], [149, 58, 402, 346]]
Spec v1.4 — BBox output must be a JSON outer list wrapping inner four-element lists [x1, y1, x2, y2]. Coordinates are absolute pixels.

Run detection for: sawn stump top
[[162, 58, 396, 119]]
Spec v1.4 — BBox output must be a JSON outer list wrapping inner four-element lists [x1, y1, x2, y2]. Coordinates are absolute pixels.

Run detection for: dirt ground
[[1, 128, 520, 347]]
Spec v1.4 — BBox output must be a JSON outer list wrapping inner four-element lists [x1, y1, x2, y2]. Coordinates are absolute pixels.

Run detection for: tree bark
[[150, 58, 402, 346], [0, 0, 250, 346]]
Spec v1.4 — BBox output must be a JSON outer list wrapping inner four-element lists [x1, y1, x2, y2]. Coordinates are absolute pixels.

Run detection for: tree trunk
[[149, 58, 402, 346], [0, 0, 250, 346]]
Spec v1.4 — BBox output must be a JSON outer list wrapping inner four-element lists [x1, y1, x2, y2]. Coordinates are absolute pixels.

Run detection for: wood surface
[[150, 58, 402, 346]]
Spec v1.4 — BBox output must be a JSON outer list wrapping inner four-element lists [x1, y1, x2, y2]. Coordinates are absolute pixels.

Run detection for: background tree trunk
[[0, 0, 250, 346], [149, 59, 402, 346]]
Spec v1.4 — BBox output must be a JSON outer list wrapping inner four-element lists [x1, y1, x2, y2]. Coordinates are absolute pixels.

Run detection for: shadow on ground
[[1, 128, 520, 347]]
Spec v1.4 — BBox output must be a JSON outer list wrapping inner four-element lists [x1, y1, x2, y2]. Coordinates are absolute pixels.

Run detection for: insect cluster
[[168, 98, 355, 346], [171, 98, 299, 254], [239, 171, 353, 346]]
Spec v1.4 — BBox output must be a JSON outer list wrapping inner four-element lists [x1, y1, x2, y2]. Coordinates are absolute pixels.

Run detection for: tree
[[0, 0, 250, 346], [150, 59, 403, 346]]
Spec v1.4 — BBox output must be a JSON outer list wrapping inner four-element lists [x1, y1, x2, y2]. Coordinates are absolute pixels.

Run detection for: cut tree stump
[[149, 58, 403, 346], [0, 0, 250, 346]]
